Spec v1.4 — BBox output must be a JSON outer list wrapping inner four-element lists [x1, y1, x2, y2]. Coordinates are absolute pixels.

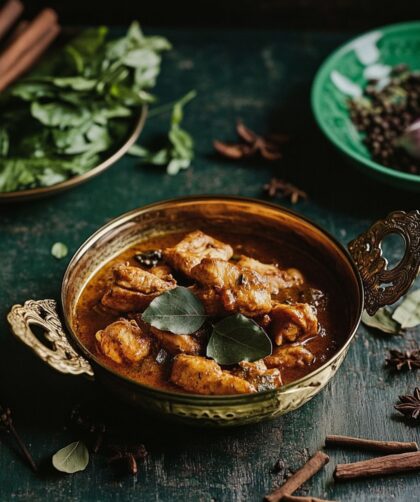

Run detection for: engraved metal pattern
[[348, 210, 420, 315], [7, 299, 94, 376]]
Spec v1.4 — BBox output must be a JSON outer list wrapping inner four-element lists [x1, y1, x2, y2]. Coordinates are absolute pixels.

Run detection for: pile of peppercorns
[[349, 64, 420, 175]]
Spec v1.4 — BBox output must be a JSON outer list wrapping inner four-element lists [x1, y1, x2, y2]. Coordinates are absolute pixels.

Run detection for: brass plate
[[0, 107, 147, 203]]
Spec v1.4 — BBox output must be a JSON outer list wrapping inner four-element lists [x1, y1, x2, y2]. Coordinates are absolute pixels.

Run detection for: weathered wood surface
[[0, 28, 418, 501]]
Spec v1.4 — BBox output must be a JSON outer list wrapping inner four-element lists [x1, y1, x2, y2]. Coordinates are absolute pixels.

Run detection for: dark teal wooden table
[[0, 28, 419, 501]]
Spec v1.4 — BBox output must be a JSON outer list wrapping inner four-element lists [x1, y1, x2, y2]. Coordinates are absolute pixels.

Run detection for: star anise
[[395, 387, 420, 420], [386, 348, 420, 371], [214, 121, 289, 161], [263, 177, 307, 204]]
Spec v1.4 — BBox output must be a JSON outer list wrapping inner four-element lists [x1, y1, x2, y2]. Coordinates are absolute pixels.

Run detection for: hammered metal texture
[[7, 299, 94, 376]]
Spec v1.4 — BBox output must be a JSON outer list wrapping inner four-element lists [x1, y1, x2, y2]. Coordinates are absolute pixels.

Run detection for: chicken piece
[[190, 285, 226, 316], [265, 344, 315, 369], [231, 360, 283, 391], [270, 303, 318, 345], [190, 258, 272, 317], [163, 230, 233, 276], [236, 255, 304, 294], [150, 326, 201, 355], [102, 265, 176, 312], [95, 319, 151, 364], [150, 264, 175, 283], [171, 354, 256, 394]]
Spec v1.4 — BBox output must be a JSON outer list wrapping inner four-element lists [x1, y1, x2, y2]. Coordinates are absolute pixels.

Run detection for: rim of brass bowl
[[61, 195, 364, 402], [0, 106, 147, 203]]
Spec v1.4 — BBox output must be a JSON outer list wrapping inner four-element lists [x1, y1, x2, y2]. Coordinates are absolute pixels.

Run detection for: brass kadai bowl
[[7, 197, 420, 427]]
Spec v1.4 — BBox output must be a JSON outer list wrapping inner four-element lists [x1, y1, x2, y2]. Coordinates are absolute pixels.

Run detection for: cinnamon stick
[[283, 496, 336, 502], [0, 23, 60, 92], [265, 451, 329, 502], [0, 0, 23, 41], [0, 7, 57, 74], [325, 434, 418, 453], [334, 451, 420, 480]]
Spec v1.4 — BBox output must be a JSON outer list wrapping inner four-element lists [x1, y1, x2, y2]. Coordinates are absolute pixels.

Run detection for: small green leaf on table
[[392, 289, 420, 329], [142, 286, 206, 335], [52, 441, 89, 474], [361, 308, 400, 335], [207, 314, 272, 365], [51, 242, 68, 260]]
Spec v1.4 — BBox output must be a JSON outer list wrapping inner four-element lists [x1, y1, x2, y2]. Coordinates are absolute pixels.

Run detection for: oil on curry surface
[[75, 229, 348, 394]]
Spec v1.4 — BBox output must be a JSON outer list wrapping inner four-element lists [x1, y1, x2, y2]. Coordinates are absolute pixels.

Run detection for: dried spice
[[0, 404, 37, 472], [349, 65, 420, 175], [386, 348, 420, 371], [134, 250, 162, 268], [107, 444, 148, 475], [214, 121, 289, 161], [395, 387, 420, 420], [70, 404, 106, 453], [263, 178, 307, 204]]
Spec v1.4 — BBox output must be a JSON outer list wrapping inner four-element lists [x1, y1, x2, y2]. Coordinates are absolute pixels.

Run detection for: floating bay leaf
[[52, 441, 89, 474], [206, 314, 272, 365], [392, 289, 420, 329], [361, 308, 400, 335], [142, 286, 206, 335]]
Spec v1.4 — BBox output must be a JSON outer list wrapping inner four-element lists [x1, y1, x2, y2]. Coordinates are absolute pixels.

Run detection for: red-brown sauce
[[74, 230, 347, 392]]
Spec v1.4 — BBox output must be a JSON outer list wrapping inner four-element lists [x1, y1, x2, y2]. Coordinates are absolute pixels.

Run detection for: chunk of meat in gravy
[[171, 354, 256, 394], [163, 230, 233, 276], [236, 255, 304, 294], [270, 303, 318, 345], [95, 319, 151, 364], [231, 360, 282, 391], [265, 344, 315, 369], [190, 258, 272, 317], [189, 285, 226, 316], [102, 265, 176, 312], [150, 326, 201, 355], [150, 264, 175, 283]]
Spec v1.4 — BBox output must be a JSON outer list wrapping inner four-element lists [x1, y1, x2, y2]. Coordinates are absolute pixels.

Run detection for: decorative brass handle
[[348, 210, 420, 315], [7, 299, 94, 377]]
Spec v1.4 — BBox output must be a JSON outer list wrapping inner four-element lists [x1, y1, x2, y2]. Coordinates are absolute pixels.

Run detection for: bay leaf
[[392, 289, 420, 329], [52, 441, 89, 474], [142, 286, 206, 335], [361, 308, 400, 335], [206, 314, 272, 365]]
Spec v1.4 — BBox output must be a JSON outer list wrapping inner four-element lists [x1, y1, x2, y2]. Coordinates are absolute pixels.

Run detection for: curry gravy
[[74, 230, 347, 393]]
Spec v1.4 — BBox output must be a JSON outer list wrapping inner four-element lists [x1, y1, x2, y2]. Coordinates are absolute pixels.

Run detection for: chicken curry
[[75, 230, 346, 395]]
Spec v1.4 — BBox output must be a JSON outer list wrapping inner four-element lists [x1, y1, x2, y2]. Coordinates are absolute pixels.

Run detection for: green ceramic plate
[[311, 21, 420, 191]]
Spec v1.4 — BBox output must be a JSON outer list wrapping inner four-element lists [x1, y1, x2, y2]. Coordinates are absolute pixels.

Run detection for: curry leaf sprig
[[0, 22, 171, 192], [142, 287, 273, 364], [129, 90, 196, 175]]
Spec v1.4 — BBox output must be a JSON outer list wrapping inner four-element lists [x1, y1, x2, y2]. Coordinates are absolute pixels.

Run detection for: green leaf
[[0, 129, 9, 157], [31, 102, 89, 128], [52, 441, 89, 474], [361, 308, 401, 335], [142, 286, 206, 335], [207, 314, 272, 365], [392, 289, 420, 329], [51, 242, 68, 259], [167, 158, 191, 175]]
